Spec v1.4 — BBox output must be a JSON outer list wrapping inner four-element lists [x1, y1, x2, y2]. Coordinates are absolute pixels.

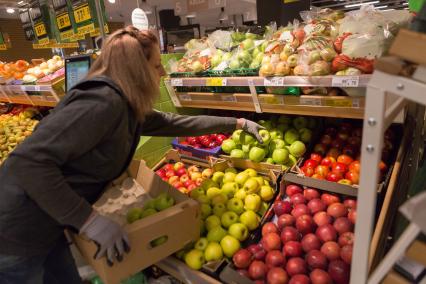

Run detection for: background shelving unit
[[0, 83, 64, 107]]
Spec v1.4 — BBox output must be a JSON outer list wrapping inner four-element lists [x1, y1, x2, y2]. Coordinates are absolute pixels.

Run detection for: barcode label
[[206, 78, 227, 86], [222, 95, 236, 102], [171, 78, 183, 86], [332, 76, 359, 87], [300, 97, 322, 106], [179, 94, 191, 101], [264, 77, 284, 86]]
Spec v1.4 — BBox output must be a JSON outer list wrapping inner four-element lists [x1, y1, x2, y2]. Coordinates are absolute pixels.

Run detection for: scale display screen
[[65, 55, 91, 92]]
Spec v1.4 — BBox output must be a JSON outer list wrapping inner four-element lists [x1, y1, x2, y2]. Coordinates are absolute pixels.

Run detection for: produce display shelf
[[175, 92, 365, 119], [169, 75, 371, 87], [0, 84, 62, 107]]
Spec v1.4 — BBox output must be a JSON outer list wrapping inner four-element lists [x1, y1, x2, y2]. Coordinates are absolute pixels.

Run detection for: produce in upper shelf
[[0, 60, 30, 80], [0, 107, 39, 164], [180, 133, 230, 150], [232, 184, 356, 284], [300, 122, 394, 185], [221, 116, 315, 170], [175, 167, 276, 270], [23, 56, 64, 83]]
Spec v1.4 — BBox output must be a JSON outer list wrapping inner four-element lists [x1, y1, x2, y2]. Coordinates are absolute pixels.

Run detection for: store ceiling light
[[108, 0, 115, 3], [218, 7, 228, 21], [375, 5, 388, 8], [186, 13, 196, 18], [344, 1, 379, 8], [6, 8, 15, 14]]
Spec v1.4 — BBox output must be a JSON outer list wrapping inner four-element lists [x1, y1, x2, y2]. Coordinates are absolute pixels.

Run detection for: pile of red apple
[[180, 133, 230, 150], [232, 184, 356, 284], [300, 123, 393, 185], [155, 162, 213, 194]]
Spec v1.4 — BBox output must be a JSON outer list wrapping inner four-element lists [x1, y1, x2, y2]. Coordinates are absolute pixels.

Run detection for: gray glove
[[80, 213, 130, 266], [240, 118, 265, 143]]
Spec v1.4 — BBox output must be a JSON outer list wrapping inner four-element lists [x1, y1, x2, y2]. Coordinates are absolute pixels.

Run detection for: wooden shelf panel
[[0, 84, 61, 107]]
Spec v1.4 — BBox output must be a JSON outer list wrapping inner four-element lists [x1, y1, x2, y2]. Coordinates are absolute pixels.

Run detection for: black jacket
[[0, 76, 237, 256]]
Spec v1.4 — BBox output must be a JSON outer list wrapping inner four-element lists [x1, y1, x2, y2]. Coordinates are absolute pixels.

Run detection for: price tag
[[38, 37, 49, 45], [222, 95, 236, 102], [74, 4, 92, 24], [260, 96, 284, 105], [0, 44, 7, 50], [34, 23, 47, 37], [264, 77, 284, 86], [325, 99, 353, 107], [77, 23, 95, 35], [179, 94, 191, 101], [56, 13, 71, 30], [332, 76, 359, 87], [300, 97, 322, 106], [206, 78, 227, 86], [171, 78, 183, 86], [60, 29, 74, 40]]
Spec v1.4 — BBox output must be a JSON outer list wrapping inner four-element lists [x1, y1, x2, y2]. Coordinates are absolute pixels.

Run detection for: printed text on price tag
[[264, 77, 284, 86], [206, 78, 227, 86], [332, 76, 359, 87]]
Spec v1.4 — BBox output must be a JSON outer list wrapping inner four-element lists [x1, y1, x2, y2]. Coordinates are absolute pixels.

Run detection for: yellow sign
[[284, 0, 299, 3], [70, 33, 85, 41], [56, 12, 72, 30], [33, 42, 79, 49], [324, 99, 353, 107], [0, 44, 6, 50], [77, 23, 95, 35], [60, 29, 74, 41], [34, 23, 47, 37], [74, 4, 92, 24], [89, 24, 109, 37], [206, 78, 226, 86], [38, 37, 50, 45]]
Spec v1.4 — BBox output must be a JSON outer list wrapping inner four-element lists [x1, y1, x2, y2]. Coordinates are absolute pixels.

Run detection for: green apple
[[276, 123, 290, 133], [260, 41, 268, 52], [222, 52, 232, 61], [195, 237, 209, 251], [126, 208, 142, 224], [185, 249, 205, 270], [206, 187, 222, 199], [244, 168, 258, 177], [284, 128, 300, 144], [240, 132, 256, 145], [249, 147, 266, 163], [266, 157, 274, 164], [221, 211, 239, 228], [299, 128, 312, 143], [229, 59, 240, 69], [232, 130, 243, 144], [252, 47, 261, 58], [223, 172, 236, 183], [243, 177, 260, 194], [286, 154, 298, 167], [258, 201, 269, 216], [272, 148, 289, 165], [201, 204, 212, 219], [221, 182, 239, 198], [237, 50, 252, 64], [220, 235, 241, 258], [211, 54, 222, 67], [308, 117, 316, 129], [258, 120, 273, 130], [235, 189, 247, 200], [258, 129, 271, 145], [226, 198, 245, 215], [211, 172, 225, 186], [221, 139, 237, 154], [289, 141, 306, 158], [242, 144, 251, 154], [255, 51, 265, 62], [270, 129, 284, 140], [293, 116, 308, 130], [244, 194, 262, 212], [260, 185, 274, 201], [140, 208, 158, 219], [211, 193, 228, 206], [204, 242, 223, 262], [269, 138, 286, 152], [278, 115, 292, 125], [207, 226, 227, 242], [213, 203, 227, 217], [253, 176, 264, 187], [228, 223, 249, 241], [250, 60, 261, 69], [240, 210, 260, 230], [200, 180, 217, 192], [235, 172, 250, 186], [154, 193, 175, 211], [196, 194, 210, 205], [225, 167, 237, 174], [205, 215, 222, 231], [175, 248, 187, 260], [144, 199, 156, 210]]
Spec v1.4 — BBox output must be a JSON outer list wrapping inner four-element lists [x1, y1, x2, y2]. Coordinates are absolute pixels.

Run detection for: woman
[[0, 27, 263, 284]]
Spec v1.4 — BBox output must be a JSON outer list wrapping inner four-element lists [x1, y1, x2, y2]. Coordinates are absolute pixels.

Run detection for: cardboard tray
[[70, 160, 201, 284], [171, 137, 222, 160], [152, 149, 211, 172]]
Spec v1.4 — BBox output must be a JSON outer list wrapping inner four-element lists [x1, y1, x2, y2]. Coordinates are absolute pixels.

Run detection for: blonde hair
[[87, 26, 160, 122]]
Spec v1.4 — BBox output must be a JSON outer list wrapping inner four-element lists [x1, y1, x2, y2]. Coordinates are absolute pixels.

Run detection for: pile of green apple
[[126, 193, 175, 224], [176, 167, 276, 270], [221, 115, 315, 170]]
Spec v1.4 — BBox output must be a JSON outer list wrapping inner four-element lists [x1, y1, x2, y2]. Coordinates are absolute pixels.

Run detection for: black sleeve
[[0, 87, 124, 230], [140, 110, 237, 137]]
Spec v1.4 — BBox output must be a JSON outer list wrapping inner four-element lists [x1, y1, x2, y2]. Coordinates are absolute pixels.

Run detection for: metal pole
[[94, 0, 106, 40]]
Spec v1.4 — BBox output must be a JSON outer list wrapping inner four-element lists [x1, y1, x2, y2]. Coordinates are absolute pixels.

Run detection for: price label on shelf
[[260, 96, 284, 105], [221, 95, 236, 102], [73, 4, 92, 24], [300, 97, 322, 106], [332, 76, 359, 87], [264, 77, 284, 86], [324, 99, 353, 107], [179, 94, 191, 101], [206, 78, 227, 86], [171, 78, 183, 86]]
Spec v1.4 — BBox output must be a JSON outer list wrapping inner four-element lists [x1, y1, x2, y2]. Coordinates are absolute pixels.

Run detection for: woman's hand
[[80, 212, 130, 266], [236, 118, 265, 143]]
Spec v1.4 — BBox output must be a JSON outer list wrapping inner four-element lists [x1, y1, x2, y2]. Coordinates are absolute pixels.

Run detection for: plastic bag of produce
[[208, 30, 233, 51]]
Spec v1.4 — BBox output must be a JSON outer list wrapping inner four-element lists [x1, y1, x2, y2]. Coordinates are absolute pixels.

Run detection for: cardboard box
[[152, 149, 211, 172], [389, 29, 426, 66], [70, 160, 201, 284]]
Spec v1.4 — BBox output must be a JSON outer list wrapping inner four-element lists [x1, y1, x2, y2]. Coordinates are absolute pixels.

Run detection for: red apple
[[325, 127, 338, 137], [304, 188, 320, 201], [316, 224, 337, 242], [301, 166, 315, 177], [330, 138, 345, 150], [308, 199, 326, 214], [163, 163, 174, 172], [321, 157, 336, 167], [333, 217, 353, 234], [306, 250, 328, 270], [339, 123, 352, 133], [336, 132, 349, 142], [265, 250, 286, 267], [304, 159, 319, 168], [310, 269, 332, 284], [281, 227, 301, 243], [286, 257, 307, 277], [172, 181, 184, 188], [326, 148, 341, 159], [320, 135, 332, 146], [379, 161, 387, 172], [176, 167, 188, 177], [345, 171, 359, 184], [187, 184, 197, 191], [327, 203, 347, 218], [274, 200, 292, 216], [277, 214, 296, 230], [165, 170, 176, 178], [262, 233, 282, 251], [313, 211, 333, 227], [348, 209, 356, 224], [331, 163, 347, 175], [320, 241, 341, 261], [289, 274, 310, 284], [233, 249, 253, 269], [326, 172, 343, 183], [338, 232, 354, 247], [340, 245, 353, 264], [161, 177, 169, 182], [347, 136, 361, 147], [296, 214, 315, 235], [283, 241, 303, 257], [337, 155, 353, 166], [216, 134, 227, 143], [291, 204, 309, 218], [311, 174, 325, 180], [267, 267, 289, 284], [314, 166, 329, 178], [247, 244, 267, 261], [310, 153, 323, 163], [262, 222, 279, 236], [291, 193, 306, 205], [313, 144, 327, 156], [321, 194, 340, 206], [328, 260, 350, 284], [255, 281, 265, 284], [301, 233, 321, 253], [286, 185, 303, 196], [168, 176, 180, 185], [348, 161, 360, 174], [156, 168, 166, 178], [249, 260, 268, 280], [343, 199, 357, 210], [173, 162, 185, 171], [183, 179, 194, 188]]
